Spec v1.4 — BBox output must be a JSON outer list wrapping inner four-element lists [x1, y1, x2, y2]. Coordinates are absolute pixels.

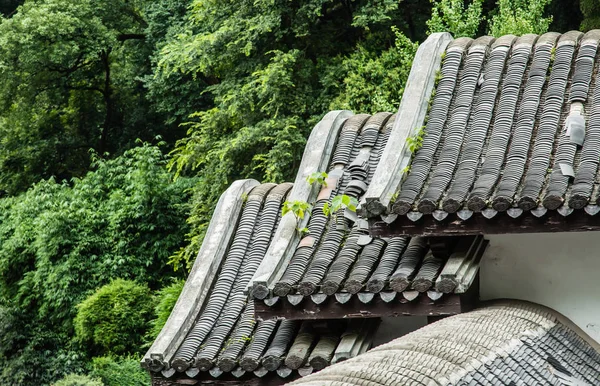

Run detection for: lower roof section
[[255, 236, 485, 321], [143, 110, 398, 382], [288, 300, 600, 386]]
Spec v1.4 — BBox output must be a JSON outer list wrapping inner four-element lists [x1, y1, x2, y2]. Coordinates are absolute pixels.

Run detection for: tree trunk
[[99, 49, 112, 155]]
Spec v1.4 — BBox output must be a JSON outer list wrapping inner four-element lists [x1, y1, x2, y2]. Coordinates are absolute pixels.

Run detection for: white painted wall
[[481, 232, 600, 343]]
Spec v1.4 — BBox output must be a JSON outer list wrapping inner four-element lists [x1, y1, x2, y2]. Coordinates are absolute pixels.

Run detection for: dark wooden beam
[[151, 371, 296, 386], [369, 210, 600, 237], [427, 315, 450, 324], [254, 289, 477, 321]]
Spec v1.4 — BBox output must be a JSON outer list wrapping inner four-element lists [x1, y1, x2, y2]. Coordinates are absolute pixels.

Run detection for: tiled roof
[[258, 235, 486, 308], [144, 29, 600, 385], [289, 301, 600, 386], [143, 111, 392, 383], [251, 112, 484, 307], [369, 30, 600, 222], [143, 180, 380, 381]]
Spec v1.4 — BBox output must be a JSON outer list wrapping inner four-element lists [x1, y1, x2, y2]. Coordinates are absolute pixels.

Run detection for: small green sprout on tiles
[[306, 171, 328, 187], [322, 194, 358, 217], [282, 200, 312, 236], [406, 126, 426, 153]]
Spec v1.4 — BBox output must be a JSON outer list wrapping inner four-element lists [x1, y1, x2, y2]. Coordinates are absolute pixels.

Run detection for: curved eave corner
[[141, 178, 260, 372], [358, 32, 453, 219], [247, 110, 353, 299], [289, 300, 600, 386]]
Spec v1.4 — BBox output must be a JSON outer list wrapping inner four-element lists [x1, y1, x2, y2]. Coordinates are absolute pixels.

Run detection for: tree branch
[[66, 85, 105, 95]]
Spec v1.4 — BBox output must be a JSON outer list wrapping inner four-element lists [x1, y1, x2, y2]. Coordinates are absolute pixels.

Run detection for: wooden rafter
[[254, 275, 479, 321], [369, 211, 600, 237]]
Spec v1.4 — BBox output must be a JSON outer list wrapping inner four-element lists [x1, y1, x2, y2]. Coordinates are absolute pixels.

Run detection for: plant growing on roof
[[282, 200, 312, 236], [306, 171, 328, 187], [322, 194, 359, 217], [406, 126, 426, 153]]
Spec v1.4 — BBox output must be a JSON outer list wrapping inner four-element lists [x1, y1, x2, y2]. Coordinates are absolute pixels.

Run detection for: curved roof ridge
[[289, 300, 600, 386]]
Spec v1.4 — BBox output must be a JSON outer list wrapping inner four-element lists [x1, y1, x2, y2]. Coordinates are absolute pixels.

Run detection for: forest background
[[0, 0, 595, 385]]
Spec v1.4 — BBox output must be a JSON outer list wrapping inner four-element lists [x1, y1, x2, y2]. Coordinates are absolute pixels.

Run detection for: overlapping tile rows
[[289, 301, 600, 386], [260, 235, 485, 307], [145, 112, 395, 383], [252, 112, 485, 307], [391, 30, 600, 221], [146, 183, 377, 378], [145, 181, 379, 381]]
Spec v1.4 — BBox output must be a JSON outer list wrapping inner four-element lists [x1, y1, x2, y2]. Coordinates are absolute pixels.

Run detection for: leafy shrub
[[0, 305, 86, 385], [149, 279, 185, 339], [53, 374, 104, 386], [90, 356, 150, 386], [427, 0, 484, 38], [326, 27, 418, 114], [488, 0, 552, 37], [74, 279, 154, 357]]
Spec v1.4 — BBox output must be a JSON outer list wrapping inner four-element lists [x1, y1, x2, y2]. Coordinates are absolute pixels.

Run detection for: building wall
[[481, 232, 600, 344], [371, 316, 427, 347]]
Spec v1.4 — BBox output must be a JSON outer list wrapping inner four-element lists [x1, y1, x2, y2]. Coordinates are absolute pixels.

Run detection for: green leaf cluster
[[427, 0, 484, 38], [90, 356, 150, 386], [282, 200, 312, 222], [149, 279, 185, 339], [323, 195, 359, 217], [307, 172, 329, 187], [407, 127, 426, 153]]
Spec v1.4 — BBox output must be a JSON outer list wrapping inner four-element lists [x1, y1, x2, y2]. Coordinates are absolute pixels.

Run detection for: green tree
[[157, 0, 423, 268], [0, 144, 194, 385], [0, 0, 165, 194], [326, 27, 419, 113]]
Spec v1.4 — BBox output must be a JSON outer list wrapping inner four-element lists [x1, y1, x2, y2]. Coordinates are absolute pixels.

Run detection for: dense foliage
[[74, 280, 154, 357], [581, 0, 600, 31], [0, 0, 166, 194], [0, 0, 587, 385], [90, 356, 151, 386], [54, 374, 104, 386], [149, 279, 185, 339], [0, 144, 194, 384]]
